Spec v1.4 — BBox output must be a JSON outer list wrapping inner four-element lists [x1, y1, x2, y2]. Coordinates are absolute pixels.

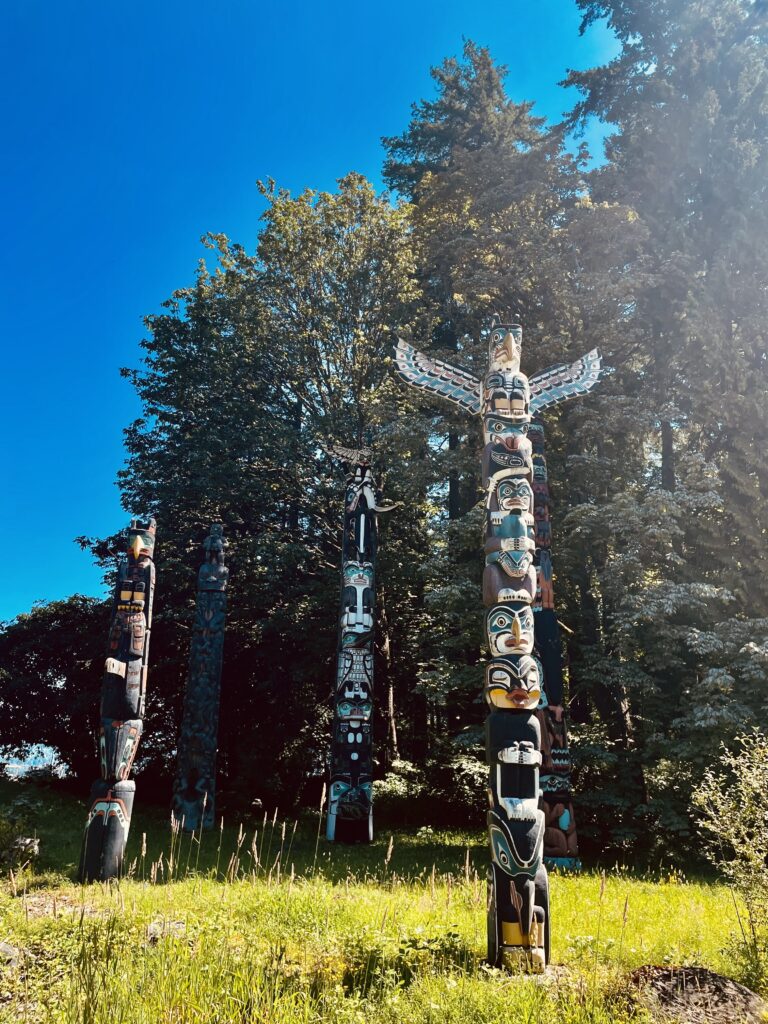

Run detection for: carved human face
[[485, 655, 541, 710], [336, 697, 373, 721], [497, 477, 533, 514], [487, 603, 534, 656]]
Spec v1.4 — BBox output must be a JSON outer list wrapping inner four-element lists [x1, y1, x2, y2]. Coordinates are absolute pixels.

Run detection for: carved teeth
[[498, 746, 542, 766]]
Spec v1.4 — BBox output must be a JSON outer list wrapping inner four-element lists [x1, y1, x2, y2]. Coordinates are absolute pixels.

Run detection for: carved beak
[[502, 331, 517, 364], [130, 534, 145, 560]]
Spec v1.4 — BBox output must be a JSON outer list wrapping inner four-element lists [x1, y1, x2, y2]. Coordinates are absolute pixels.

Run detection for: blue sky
[[1, 1, 618, 623]]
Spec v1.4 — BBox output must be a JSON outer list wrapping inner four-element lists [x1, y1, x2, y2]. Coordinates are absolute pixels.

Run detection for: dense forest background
[[3, 0, 768, 864]]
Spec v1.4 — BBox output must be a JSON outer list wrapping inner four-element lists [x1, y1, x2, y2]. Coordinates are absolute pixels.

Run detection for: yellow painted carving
[[501, 921, 544, 947]]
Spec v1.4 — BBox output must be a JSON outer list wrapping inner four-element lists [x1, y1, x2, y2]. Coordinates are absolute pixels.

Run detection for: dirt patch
[[631, 965, 767, 1023]]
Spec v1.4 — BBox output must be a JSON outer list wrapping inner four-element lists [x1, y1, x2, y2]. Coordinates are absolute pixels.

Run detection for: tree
[[0, 597, 110, 782], [554, 0, 768, 853], [100, 173, 432, 807], [382, 43, 644, 816]]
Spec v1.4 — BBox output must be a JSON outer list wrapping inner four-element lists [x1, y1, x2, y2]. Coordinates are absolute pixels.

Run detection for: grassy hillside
[[0, 779, 748, 1023]]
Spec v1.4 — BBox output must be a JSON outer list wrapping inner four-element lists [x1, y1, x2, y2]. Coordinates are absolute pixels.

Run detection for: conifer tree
[[556, 0, 768, 850]]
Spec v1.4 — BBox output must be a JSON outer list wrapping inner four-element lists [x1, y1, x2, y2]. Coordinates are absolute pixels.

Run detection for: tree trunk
[[661, 420, 676, 492], [288, 399, 302, 533]]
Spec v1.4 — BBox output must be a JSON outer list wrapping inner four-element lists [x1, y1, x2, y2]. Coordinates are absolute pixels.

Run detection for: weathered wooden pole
[[79, 518, 156, 882], [324, 446, 400, 844], [172, 523, 229, 832]]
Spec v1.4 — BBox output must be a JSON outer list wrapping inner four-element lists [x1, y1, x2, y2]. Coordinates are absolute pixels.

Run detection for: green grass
[[0, 779, 750, 1023]]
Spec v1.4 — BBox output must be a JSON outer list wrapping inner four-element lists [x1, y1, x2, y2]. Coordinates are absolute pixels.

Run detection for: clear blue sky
[[1, 1, 618, 623]]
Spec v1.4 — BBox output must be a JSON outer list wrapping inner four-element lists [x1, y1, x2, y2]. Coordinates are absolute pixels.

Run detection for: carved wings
[[528, 349, 608, 413], [395, 338, 609, 415], [321, 443, 373, 465], [395, 338, 482, 415]]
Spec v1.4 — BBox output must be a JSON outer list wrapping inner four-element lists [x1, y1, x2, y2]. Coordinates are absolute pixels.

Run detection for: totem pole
[[325, 445, 400, 844], [172, 523, 229, 832], [79, 518, 156, 882], [395, 321, 608, 969], [529, 420, 579, 867]]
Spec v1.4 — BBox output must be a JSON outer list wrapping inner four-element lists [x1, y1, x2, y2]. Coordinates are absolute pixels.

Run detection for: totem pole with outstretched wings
[[395, 321, 609, 970]]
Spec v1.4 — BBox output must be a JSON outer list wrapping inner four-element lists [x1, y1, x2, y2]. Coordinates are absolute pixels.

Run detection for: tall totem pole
[[395, 321, 608, 969], [172, 523, 229, 832], [325, 445, 400, 844], [79, 518, 157, 882]]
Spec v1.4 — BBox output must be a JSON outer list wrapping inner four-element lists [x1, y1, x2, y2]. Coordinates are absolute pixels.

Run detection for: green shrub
[[692, 730, 768, 992]]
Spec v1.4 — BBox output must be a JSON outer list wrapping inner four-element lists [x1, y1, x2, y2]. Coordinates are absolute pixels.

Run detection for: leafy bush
[[374, 755, 485, 828], [0, 793, 41, 868], [692, 730, 768, 992]]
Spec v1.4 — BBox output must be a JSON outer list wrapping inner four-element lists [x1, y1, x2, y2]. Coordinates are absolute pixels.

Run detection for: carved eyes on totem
[[497, 607, 532, 628], [489, 825, 515, 870], [499, 480, 530, 500], [484, 416, 529, 437]]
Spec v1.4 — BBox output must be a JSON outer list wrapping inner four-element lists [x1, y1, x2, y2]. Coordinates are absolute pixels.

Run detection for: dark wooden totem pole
[[79, 518, 156, 882], [396, 321, 608, 970], [325, 445, 400, 844], [528, 418, 580, 867], [172, 523, 229, 832]]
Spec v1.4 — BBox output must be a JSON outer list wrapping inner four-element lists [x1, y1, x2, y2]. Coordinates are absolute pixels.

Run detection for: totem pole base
[[172, 794, 214, 833], [331, 812, 373, 845], [78, 779, 135, 882], [486, 864, 550, 972]]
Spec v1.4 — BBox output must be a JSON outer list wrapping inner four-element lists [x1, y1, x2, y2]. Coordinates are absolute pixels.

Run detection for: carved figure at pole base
[[79, 518, 156, 882], [396, 320, 609, 970], [172, 523, 229, 832]]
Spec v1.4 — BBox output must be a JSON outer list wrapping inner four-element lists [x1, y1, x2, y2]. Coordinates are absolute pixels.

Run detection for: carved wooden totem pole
[[172, 523, 229, 832], [79, 518, 156, 882], [528, 418, 579, 867], [396, 321, 608, 969], [325, 446, 399, 844]]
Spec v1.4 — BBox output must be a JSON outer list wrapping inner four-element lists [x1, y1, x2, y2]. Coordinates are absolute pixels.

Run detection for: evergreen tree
[[555, 0, 768, 852], [103, 174, 430, 808], [382, 43, 644, 816]]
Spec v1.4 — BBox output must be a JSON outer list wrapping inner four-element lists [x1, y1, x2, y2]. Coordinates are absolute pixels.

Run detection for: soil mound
[[631, 965, 766, 1023]]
